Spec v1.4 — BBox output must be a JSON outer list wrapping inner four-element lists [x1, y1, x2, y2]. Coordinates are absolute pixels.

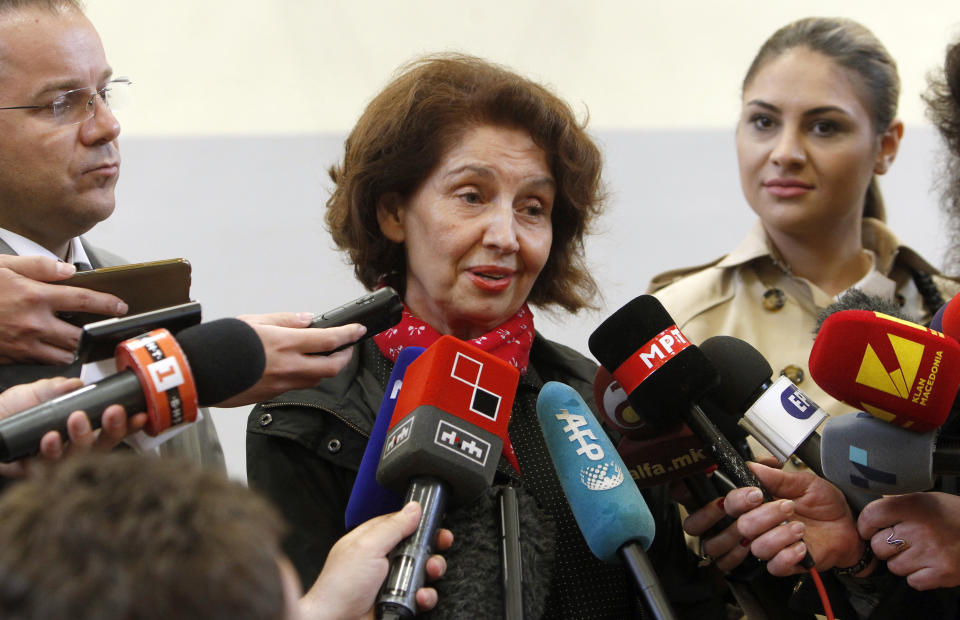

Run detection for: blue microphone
[[345, 346, 424, 529], [536, 381, 676, 620]]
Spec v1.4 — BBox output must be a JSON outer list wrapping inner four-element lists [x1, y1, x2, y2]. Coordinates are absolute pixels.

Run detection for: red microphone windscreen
[[810, 310, 960, 432], [390, 335, 518, 441], [593, 366, 655, 439], [618, 426, 715, 488]]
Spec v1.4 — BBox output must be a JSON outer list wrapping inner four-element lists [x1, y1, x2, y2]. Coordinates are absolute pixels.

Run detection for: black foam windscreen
[[588, 295, 718, 432], [589, 296, 673, 370], [176, 318, 266, 405], [700, 336, 772, 415]]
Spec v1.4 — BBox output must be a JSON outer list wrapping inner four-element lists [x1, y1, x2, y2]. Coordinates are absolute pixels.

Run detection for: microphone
[[594, 366, 720, 488], [0, 319, 265, 462], [536, 381, 676, 620], [345, 346, 425, 530], [821, 412, 960, 495], [375, 336, 519, 619], [589, 296, 768, 494], [593, 365, 655, 439], [617, 427, 715, 488], [589, 295, 815, 568], [933, 291, 960, 339], [588, 297, 717, 434], [809, 310, 960, 432], [930, 301, 947, 333], [700, 336, 828, 470]]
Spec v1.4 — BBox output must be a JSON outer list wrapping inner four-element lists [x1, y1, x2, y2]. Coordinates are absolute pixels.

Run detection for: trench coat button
[[781, 365, 804, 385], [258, 413, 273, 427], [762, 288, 786, 311], [327, 438, 342, 454]]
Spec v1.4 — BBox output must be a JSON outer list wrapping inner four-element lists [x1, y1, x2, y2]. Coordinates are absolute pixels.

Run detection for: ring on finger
[[885, 529, 906, 552], [698, 543, 714, 567]]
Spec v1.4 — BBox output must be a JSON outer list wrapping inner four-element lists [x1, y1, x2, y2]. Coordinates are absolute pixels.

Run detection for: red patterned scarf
[[373, 303, 535, 374]]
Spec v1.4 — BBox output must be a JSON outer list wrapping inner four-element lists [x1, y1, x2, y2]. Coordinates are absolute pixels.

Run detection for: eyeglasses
[[0, 78, 132, 125]]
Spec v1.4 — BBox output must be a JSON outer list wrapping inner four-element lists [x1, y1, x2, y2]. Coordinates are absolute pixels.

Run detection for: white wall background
[[76, 1, 960, 480]]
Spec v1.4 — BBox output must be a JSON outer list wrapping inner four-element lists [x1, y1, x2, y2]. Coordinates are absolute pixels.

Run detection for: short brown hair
[[0, 0, 83, 14], [743, 17, 900, 221], [325, 53, 604, 312], [0, 454, 288, 620]]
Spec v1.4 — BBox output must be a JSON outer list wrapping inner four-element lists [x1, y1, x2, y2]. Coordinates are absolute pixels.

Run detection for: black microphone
[[700, 335, 876, 513], [589, 295, 815, 568], [700, 336, 828, 472], [0, 318, 265, 461]]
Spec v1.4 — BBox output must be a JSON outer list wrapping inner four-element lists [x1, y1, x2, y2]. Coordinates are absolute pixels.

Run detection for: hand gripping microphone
[[821, 411, 960, 495], [0, 318, 265, 462], [589, 295, 816, 568], [810, 310, 960, 432], [536, 381, 676, 620], [345, 346, 425, 530], [699, 335, 877, 514], [375, 336, 519, 619]]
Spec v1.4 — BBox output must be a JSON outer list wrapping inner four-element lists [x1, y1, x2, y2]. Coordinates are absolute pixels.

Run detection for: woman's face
[[736, 47, 901, 238], [378, 124, 555, 339]]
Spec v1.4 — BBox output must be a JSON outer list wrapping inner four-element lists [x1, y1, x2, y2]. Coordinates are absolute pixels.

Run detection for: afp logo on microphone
[[554, 406, 627, 492]]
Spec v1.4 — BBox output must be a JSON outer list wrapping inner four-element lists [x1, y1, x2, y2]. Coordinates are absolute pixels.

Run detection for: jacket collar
[[714, 217, 926, 277]]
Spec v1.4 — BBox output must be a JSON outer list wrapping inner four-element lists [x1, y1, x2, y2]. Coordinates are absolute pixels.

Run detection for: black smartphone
[[76, 301, 203, 364], [310, 287, 403, 353]]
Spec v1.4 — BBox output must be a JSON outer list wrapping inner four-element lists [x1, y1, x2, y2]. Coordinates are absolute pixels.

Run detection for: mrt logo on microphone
[[612, 325, 691, 393]]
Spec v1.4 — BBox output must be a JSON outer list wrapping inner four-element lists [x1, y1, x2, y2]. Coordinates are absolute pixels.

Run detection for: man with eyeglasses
[[0, 0, 226, 468], [0, 0, 363, 468]]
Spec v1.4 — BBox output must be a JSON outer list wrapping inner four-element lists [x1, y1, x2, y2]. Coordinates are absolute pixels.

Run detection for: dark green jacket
[[247, 336, 725, 619]]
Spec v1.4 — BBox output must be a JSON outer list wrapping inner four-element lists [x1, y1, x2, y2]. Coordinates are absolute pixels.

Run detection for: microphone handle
[[794, 432, 824, 478], [684, 403, 770, 497], [377, 476, 448, 619], [619, 542, 678, 620], [685, 403, 815, 569], [934, 435, 960, 475], [0, 371, 144, 462], [499, 485, 524, 620]]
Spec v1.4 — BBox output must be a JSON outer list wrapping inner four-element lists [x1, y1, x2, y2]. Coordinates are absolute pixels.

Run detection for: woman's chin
[[442, 309, 515, 340]]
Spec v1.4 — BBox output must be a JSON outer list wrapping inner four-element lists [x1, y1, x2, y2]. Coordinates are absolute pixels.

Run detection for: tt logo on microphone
[[848, 445, 896, 490], [555, 408, 604, 460]]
